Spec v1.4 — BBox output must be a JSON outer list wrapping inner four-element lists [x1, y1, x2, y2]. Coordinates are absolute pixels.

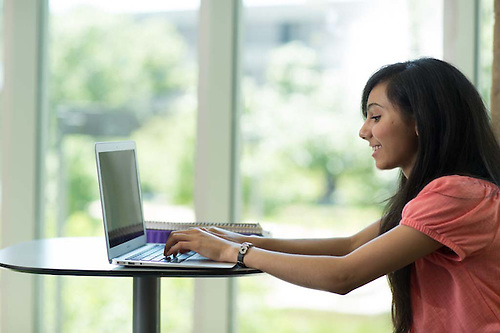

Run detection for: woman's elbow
[[336, 283, 357, 295], [325, 272, 359, 295], [329, 283, 357, 296]]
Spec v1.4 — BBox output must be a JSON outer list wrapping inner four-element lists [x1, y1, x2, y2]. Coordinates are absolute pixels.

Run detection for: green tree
[[50, 7, 191, 109], [49, 7, 196, 221], [242, 42, 390, 215]]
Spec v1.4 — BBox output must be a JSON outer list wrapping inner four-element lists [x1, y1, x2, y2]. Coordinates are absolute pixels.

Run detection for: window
[[42, 1, 199, 331], [478, 0, 494, 106], [238, 1, 443, 332], [2, 1, 493, 331]]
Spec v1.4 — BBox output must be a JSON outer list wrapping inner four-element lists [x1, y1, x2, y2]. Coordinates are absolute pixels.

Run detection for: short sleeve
[[400, 176, 499, 261]]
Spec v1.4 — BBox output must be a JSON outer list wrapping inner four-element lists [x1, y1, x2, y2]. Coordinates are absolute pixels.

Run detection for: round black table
[[0, 237, 260, 333]]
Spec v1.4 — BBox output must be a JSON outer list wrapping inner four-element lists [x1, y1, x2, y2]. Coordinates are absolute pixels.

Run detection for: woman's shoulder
[[403, 175, 500, 260], [421, 175, 499, 199]]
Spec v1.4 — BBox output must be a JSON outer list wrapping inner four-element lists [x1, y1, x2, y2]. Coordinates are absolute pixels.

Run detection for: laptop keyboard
[[125, 244, 196, 263]]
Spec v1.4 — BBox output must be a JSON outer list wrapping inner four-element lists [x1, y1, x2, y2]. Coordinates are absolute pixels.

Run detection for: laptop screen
[[98, 149, 144, 247]]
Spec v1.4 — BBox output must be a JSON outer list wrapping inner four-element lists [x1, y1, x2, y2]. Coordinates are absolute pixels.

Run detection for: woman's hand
[[163, 228, 239, 263]]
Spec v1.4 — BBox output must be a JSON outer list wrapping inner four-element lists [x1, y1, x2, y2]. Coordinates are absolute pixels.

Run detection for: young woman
[[164, 58, 500, 332]]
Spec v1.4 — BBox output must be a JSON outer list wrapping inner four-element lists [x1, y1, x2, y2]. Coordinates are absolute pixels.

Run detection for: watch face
[[237, 243, 253, 267], [239, 244, 248, 255], [239, 242, 253, 255]]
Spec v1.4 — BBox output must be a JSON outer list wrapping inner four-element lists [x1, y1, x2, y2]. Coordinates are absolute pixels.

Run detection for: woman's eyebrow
[[366, 102, 384, 111]]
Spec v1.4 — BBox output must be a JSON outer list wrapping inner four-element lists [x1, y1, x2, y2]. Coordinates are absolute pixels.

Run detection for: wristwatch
[[237, 242, 254, 268]]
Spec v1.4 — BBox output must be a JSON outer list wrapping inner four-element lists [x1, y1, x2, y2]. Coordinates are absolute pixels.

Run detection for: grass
[[239, 308, 392, 333], [268, 203, 383, 232]]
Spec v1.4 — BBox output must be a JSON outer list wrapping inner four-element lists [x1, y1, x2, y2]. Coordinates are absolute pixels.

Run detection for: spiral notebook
[[145, 221, 267, 243]]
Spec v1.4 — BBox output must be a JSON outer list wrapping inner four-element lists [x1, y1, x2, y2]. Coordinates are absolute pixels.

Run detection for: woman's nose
[[359, 122, 371, 140]]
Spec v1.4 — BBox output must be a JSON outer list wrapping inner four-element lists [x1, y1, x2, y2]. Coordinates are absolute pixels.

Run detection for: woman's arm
[[242, 225, 442, 294], [208, 220, 381, 256], [164, 224, 441, 295]]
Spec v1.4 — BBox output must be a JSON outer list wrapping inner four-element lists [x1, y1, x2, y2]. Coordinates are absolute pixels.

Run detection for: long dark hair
[[361, 58, 500, 332]]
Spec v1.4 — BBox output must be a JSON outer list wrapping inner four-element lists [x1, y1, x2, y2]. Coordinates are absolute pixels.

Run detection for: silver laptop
[[95, 140, 234, 269]]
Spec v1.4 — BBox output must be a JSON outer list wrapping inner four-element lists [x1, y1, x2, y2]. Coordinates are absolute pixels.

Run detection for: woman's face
[[359, 82, 419, 177]]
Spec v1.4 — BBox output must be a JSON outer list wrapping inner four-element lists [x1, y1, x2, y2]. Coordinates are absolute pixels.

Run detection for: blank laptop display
[[95, 141, 234, 269]]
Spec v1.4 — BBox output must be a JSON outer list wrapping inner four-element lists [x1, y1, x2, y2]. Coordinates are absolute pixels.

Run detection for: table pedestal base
[[133, 276, 160, 333]]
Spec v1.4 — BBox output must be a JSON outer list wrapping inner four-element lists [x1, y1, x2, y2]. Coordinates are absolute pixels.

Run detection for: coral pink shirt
[[400, 175, 500, 332]]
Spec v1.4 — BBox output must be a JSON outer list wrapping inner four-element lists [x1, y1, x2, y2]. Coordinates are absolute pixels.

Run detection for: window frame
[[1, 0, 49, 332]]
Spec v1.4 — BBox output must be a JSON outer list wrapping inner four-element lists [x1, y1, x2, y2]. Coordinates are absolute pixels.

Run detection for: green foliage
[[132, 104, 196, 205], [64, 211, 102, 237], [62, 277, 132, 332], [266, 42, 322, 96], [49, 7, 196, 223], [64, 135, 100, 214], [55, 276, 193, 333], [50, 7, 191, 110], [238, 275, 392, 333], [239, 308, 392, 333], [241, 42, 395, 217], [269, 204, 383, 232]]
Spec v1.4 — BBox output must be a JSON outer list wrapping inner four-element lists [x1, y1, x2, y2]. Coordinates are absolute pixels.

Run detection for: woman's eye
[[371, 115, 381, 122]]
